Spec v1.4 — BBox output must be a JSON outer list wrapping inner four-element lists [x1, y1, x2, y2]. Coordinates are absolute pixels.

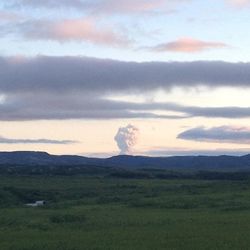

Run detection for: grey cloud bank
[[1, 56, 250, 120], [2, 56, 250, 94]]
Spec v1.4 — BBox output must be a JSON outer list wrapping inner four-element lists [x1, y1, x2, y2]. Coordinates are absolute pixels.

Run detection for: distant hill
[[1, 151, 250, 171]]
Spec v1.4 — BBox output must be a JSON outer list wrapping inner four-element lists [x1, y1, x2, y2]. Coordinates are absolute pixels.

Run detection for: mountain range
[[0, 151, 250, 171]]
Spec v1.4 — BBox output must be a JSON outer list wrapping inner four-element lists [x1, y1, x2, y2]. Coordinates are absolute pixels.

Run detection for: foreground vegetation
[[1, 168, 250, 249]]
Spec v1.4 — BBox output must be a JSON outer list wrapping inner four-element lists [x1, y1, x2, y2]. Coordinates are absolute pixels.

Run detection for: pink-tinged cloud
[[21, 18, 130, 46], [151, 38, 227, 53], [227, 0, 250, 7]]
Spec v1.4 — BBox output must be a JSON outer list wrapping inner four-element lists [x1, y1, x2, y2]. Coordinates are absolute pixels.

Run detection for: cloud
[[87, 0, 166, 14], [114, 124, 139, 154], [8, 0, 89, 9], [227, 0, 250, 7], [150, 38, 227, 53], [164, 103, 250, 118], [17, 18, 130, 46], [2, 56, 250, 94], [1, 56, 250, 121], [0, 136, 77, 144], [178, 126, 250, 144], [7, 0, 188, 14], [0, 11, 22, 23], [2, 93, 250, 121], [0, 95, 188, 120]]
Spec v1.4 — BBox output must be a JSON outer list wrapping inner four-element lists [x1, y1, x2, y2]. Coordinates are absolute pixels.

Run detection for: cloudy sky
[[1, 0, 250, 157]]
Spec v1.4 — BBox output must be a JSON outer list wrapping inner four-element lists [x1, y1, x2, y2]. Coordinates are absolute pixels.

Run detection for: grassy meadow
[[1, 173, 250, 249]]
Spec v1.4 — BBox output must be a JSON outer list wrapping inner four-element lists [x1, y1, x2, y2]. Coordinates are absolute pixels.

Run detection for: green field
[[1, 174, 250, 250]]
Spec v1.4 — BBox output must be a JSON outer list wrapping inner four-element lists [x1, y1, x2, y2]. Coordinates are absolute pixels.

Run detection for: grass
[[1, 175, 250, 249]]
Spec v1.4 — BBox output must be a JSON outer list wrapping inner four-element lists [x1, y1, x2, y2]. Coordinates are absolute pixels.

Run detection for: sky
[[1, 0, 250, 157]]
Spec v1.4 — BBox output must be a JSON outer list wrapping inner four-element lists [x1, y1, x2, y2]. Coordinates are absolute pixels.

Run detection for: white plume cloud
[[114, 124, 139, 155]]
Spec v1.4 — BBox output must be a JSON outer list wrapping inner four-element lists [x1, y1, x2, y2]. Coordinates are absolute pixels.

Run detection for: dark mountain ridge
[[0, 151, 250, 171]]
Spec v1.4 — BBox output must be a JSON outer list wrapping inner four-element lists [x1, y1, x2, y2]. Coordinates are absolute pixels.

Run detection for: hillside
[[0, 151, 250, 171]]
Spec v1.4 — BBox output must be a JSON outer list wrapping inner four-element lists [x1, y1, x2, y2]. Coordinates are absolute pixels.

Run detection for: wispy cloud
[[178, 126, 250, 144], [226, 0, 250, 7], [0, 136, 77, 144], [88, 0, 167, 14], [1, 94, 250, 120], [8, 0, 90, 9], [6, 0, 188, 15], [17, 18, 130, 46], [150, 38, 228, 53], [0, 10, 22, 23]]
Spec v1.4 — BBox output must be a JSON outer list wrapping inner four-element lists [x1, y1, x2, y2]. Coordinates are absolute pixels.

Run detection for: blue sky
[[1, 0, 250, 156]]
